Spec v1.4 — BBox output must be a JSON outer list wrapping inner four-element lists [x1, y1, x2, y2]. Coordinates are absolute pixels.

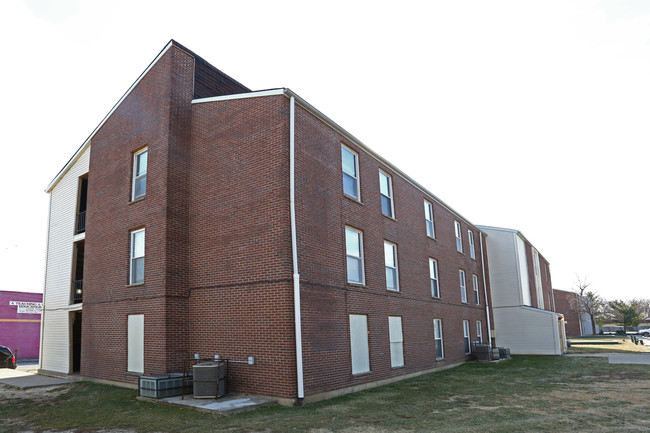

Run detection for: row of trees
[[573, 276, 648, 332]]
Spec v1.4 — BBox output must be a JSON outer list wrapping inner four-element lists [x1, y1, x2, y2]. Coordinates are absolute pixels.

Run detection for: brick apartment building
[[41, 40, 494, 404], [553, 289, 582, 337], [477, 226, 566, 355]]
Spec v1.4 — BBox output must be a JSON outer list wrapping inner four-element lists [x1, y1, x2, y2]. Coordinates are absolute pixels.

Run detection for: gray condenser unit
[[193, 361, 226, 398]]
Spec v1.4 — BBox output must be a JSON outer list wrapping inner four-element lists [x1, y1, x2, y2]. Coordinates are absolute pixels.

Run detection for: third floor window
[[132, 148, 148, 201]]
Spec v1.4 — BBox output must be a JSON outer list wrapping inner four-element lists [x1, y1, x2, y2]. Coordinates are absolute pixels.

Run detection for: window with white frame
[[459, 269, 467, 303], [379, 170, 394, 218], [341, 145, 360, 200], [384, 241, 399, 291], [349, 314, 370, 374], [388, 316, 404, 368], [468, 230, 476, 259], [454, 220, 463, 253], [463, 320, 471, 354], [429, 258, 440, 298], [345, 227, 365, 285], [433, 319, 444, 360], [473, 274, 480, 305], [130, 229, 145, 285], [424, 200, 435, 238], [132, 148, 148, 201], [476, 321, 483, 344]]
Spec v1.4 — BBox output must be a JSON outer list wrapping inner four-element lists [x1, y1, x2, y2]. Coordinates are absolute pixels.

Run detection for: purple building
[[0, 290, 42, 359]]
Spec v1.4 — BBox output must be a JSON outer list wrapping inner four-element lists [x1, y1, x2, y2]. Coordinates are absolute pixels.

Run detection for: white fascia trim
[[46, 41, 177, 193], [191, 88, 285, 104]]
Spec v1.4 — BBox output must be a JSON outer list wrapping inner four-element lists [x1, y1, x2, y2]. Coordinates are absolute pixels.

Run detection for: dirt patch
[[0, 383, 71, 403]]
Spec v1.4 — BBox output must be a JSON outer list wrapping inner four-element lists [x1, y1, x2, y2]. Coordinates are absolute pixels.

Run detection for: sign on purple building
[[0, 290, 42, 359]]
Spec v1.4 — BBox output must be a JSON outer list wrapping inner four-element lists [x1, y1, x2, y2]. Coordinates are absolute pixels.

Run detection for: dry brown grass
[[568, 335, 650, 354]]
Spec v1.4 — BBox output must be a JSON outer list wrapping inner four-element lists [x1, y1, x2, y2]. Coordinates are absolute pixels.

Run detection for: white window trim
[[130, 228, 145, 285], [389, 316, 404, 368], [454, 221, 463, 253], [434, 319, 444, 360], [473, 274, 480, 305], [459, 269, 467, 303], [476, 321, 483, 344], [341, 144, 360, 201], [131, 147, 148, 201], [463, 320, 471, 354], [384, 241, 399, 292], [429, 258, 440, 298], [468, 230, 476, 260], [424, 200, 435, 238], [379, 170, 395, 218], [345, 226, 365, 285]]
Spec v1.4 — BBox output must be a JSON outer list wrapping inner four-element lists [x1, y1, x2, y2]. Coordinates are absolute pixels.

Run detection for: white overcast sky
[[1, 0, 649, 301]]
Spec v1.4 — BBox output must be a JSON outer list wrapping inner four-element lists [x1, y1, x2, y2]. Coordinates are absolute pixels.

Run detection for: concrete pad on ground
[[0, 368, 72, 389], [151, 393, 276, 415], [607, 353, 650, 365], [566, 353, 650, 365]]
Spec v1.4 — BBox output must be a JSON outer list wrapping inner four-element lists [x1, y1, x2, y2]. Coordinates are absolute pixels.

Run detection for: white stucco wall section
[[493, 306, 565, 355], [478, 225, 566, 356], [480, 228, 519, 307], [41, 146, 90, 374]]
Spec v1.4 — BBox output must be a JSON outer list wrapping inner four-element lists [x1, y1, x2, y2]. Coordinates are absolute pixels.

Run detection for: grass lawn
[[3, 355, 650, 433], [567, 334, 650, 354]]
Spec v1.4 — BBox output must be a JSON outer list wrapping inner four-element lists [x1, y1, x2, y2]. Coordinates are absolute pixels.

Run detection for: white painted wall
[[480, 227, 520, 307], [515, 235, 532, 307], [493, 306, 565, 355], [41, 146, 89, 374]]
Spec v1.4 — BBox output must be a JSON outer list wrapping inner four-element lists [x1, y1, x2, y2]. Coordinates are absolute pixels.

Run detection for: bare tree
[[572, 275, 605, 335]]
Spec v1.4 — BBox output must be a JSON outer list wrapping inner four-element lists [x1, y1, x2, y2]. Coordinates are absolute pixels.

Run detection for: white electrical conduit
[[289, 95, 305, 400], [480, 233, 493, 346]]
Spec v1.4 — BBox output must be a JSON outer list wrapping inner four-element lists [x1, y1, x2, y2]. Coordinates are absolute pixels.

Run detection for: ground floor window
[[463, 320, 471, 354], [349, 314, 370, 374], [388, 316, 404, 368], [433, 319, 444, 360], [127, 314, 144, 373]]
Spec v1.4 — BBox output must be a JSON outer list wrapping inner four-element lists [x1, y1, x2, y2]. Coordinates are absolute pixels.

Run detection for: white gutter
[[289, 95, 304, 401], [479, 233, 493, 346]]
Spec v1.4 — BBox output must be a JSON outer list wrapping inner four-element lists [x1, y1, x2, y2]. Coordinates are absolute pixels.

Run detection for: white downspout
[[479, 233, 493, 346], [289, 95, 304, 401]]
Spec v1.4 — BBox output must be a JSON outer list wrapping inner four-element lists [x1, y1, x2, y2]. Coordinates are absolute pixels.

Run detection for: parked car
[[0, 345, 17, 369], [637, 329, 650, 337]]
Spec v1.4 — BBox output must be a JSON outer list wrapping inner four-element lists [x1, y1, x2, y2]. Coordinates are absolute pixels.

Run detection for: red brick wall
[[78, 42, 493, 400], [82, 45, 195, 384], [293, 104, 491, 397], [188, 95, 296, 398], [554, 289, 582, 336]]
